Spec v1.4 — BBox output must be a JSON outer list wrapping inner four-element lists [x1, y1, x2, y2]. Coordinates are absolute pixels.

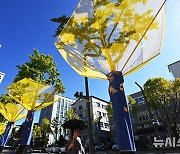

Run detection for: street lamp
[[84, 54, 99, 154], [135, 82, 159, 136], [74, 89, 94, 154], [73, 53, 100, 154]]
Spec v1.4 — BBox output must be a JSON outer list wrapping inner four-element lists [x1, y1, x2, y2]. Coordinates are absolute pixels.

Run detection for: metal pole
[[135, 82, 159, 136], [83, 54, 99, 154], [85, 77, 94, 154]]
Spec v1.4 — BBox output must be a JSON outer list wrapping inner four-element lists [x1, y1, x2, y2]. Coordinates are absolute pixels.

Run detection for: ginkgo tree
[[144, 78, 180, 138], [55, 0, 166, 152]]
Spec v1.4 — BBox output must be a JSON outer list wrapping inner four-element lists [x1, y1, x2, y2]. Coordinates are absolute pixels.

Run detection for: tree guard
[[0, 122, 14, 147], [19, 111, 34, 145], [107, 71, 135, 151]]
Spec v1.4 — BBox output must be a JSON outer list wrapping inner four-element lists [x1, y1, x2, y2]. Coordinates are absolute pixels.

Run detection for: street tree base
[[0, 146, 3, 153], [16, 145, 27, 154]]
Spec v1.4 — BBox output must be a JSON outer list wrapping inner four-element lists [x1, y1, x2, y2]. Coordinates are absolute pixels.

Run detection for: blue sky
[[0, 0, 180, 123]]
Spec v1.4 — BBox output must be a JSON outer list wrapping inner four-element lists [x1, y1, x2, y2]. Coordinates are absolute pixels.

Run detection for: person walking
[[65, 128, 85, 154]]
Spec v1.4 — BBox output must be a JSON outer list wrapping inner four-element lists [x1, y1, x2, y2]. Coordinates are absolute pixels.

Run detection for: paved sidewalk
[[95, 148, 180, 154]]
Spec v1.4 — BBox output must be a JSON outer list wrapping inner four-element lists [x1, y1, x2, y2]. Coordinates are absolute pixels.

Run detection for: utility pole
[[135, 82, 159, 136]]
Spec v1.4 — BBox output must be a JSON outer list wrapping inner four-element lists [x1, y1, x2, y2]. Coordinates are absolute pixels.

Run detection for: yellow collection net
[[0, 123, 6, 135], [6, 78, 58, 111], [0, 103, 26, 122], [55, 0, 166, 79]]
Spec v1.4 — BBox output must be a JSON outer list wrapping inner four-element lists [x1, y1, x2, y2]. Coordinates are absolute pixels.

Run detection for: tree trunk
[[170, 126, 179, 139]]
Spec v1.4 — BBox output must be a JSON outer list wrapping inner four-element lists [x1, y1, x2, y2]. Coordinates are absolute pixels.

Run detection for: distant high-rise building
[[39, 95, 75, 144]]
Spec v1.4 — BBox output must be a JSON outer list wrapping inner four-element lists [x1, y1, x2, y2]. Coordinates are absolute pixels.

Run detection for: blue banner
[[107, 71, 136, 151], [19, 111, 34, 145], [0, 122, 14, 147]]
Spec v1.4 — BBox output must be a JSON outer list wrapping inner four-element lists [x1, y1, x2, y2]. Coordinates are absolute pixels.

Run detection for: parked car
[[45, 144, 61, 153], [95, 143, 109, 151], [59, 146, 65, 153], [112, 144, 119, 151], [95, 143, 104, 151]]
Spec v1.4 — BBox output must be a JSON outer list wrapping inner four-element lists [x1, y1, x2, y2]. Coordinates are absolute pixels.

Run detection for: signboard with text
[[0, 72, 5, 84]]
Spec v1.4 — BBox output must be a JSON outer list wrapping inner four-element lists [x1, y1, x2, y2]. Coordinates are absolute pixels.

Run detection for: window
[[138, 111, 150, 122], [102, 113, 106, 117], [153, 114, 157, 119], [137, 125, 143, 129], [65, 100, 68, 108], [142, 116, 145, 121], [139, 116, 142, 121], [136, 96, 145, 105], [79, 105, 83, 113], [79, 114, 83, 118], [102, 104, 106, 109], [61, 99, 64, 107], [74, 108, 76, 112], [100, 122, 103, 127], [97, 111, 101, 117], [131, 118, 135, 124], [104, 123, 109, 128], [97, 102, 100, 107]]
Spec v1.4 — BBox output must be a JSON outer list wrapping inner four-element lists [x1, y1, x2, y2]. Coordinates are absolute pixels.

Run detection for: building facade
[[130, 91, 167, 150], [72, 96, 111, 145], [168, 60, 180, 78], [39, 95, 75, 144]]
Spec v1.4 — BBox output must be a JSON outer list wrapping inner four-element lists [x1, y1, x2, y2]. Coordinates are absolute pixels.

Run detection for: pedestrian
[[58, 135, 66, 146], [65, 128, 85, 154]]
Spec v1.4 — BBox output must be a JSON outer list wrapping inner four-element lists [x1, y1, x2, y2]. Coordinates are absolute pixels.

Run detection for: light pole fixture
[[83, 53, 100, 154], [74, 90, 94, 154]]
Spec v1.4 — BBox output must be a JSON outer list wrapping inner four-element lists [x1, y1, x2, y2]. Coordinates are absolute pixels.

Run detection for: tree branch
[[114, 44, 128, 64], [159, 101, 173, 128], [108, 9, 124, 43], [108, 22, 119, 43], [155, 109, 171, 129]]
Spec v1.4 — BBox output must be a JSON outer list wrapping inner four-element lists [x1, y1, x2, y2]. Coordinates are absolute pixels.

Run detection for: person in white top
[[66, 128, 85, 154]]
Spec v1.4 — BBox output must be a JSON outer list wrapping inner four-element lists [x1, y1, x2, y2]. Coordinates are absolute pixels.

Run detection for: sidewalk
[[95, 148, 180, 154]]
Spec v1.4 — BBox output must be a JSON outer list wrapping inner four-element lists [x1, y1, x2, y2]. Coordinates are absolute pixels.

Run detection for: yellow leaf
[[91, 22, 100, 29], [59, 33, 75, 45], [73, 13, 88, 24]]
